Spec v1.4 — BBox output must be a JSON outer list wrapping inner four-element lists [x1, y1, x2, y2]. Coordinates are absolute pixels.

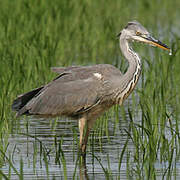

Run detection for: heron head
[[117, 20, 171, 52]]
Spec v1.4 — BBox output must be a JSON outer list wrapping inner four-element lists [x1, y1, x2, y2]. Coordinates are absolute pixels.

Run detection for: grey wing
[[24, 76, 103, 117], [51, 66, 80, 74], [15, 64, 122, 117]]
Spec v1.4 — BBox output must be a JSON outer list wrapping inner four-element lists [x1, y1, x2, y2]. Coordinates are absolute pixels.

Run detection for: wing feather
[[51, 66, 80, 74], [25, 76, 103, 117], [15, 64, 122, 117]]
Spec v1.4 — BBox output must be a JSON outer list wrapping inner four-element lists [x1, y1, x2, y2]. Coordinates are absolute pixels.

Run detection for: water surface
[[2, 106, 180, 179]]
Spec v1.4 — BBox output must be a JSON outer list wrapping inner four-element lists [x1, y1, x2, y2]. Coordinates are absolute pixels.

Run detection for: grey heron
[[12, 21, 170, 156]]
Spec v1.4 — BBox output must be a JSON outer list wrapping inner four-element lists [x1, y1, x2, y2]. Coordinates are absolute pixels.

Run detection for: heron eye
[[136, 31, 141, 36]]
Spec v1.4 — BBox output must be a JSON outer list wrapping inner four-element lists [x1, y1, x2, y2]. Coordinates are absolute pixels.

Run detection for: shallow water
[[1, 108, 180, 179]]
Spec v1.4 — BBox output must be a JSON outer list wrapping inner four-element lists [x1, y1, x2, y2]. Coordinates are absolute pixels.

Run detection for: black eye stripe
[[125, 22, 135, 29], [116, 32, 121, 37]]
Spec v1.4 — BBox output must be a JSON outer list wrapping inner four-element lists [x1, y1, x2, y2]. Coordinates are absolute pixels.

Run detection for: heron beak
[[144, 36, 170, 51]]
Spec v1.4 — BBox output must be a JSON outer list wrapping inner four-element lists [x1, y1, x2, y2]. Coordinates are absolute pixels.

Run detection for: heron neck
[[119, 38, 141, 97]]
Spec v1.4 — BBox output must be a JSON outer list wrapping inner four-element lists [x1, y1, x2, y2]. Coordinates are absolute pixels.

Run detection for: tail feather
[[12, 86, 44, 116]]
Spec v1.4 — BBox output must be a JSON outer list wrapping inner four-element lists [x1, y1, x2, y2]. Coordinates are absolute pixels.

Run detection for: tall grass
[[0, 0, 180, 179]]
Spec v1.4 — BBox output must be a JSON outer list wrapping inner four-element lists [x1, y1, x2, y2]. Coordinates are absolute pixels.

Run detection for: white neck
[[117, 38, 142, 104]]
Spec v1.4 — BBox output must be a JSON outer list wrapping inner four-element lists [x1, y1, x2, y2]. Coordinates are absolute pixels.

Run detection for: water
[[1, 109, 180, 179], [2, 117, 130, 179], [169, 49, 172, 56]]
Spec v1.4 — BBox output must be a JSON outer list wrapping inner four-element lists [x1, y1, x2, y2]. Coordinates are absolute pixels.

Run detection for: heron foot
[[78, 144, 87, 160]]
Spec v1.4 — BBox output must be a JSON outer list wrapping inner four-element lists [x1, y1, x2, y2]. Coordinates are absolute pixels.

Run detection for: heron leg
[[79, 117, 89, 156], [79, 116, 97, 158]]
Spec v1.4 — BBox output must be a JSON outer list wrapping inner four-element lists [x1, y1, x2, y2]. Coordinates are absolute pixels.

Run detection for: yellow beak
[[144, 36, 170, 51]]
